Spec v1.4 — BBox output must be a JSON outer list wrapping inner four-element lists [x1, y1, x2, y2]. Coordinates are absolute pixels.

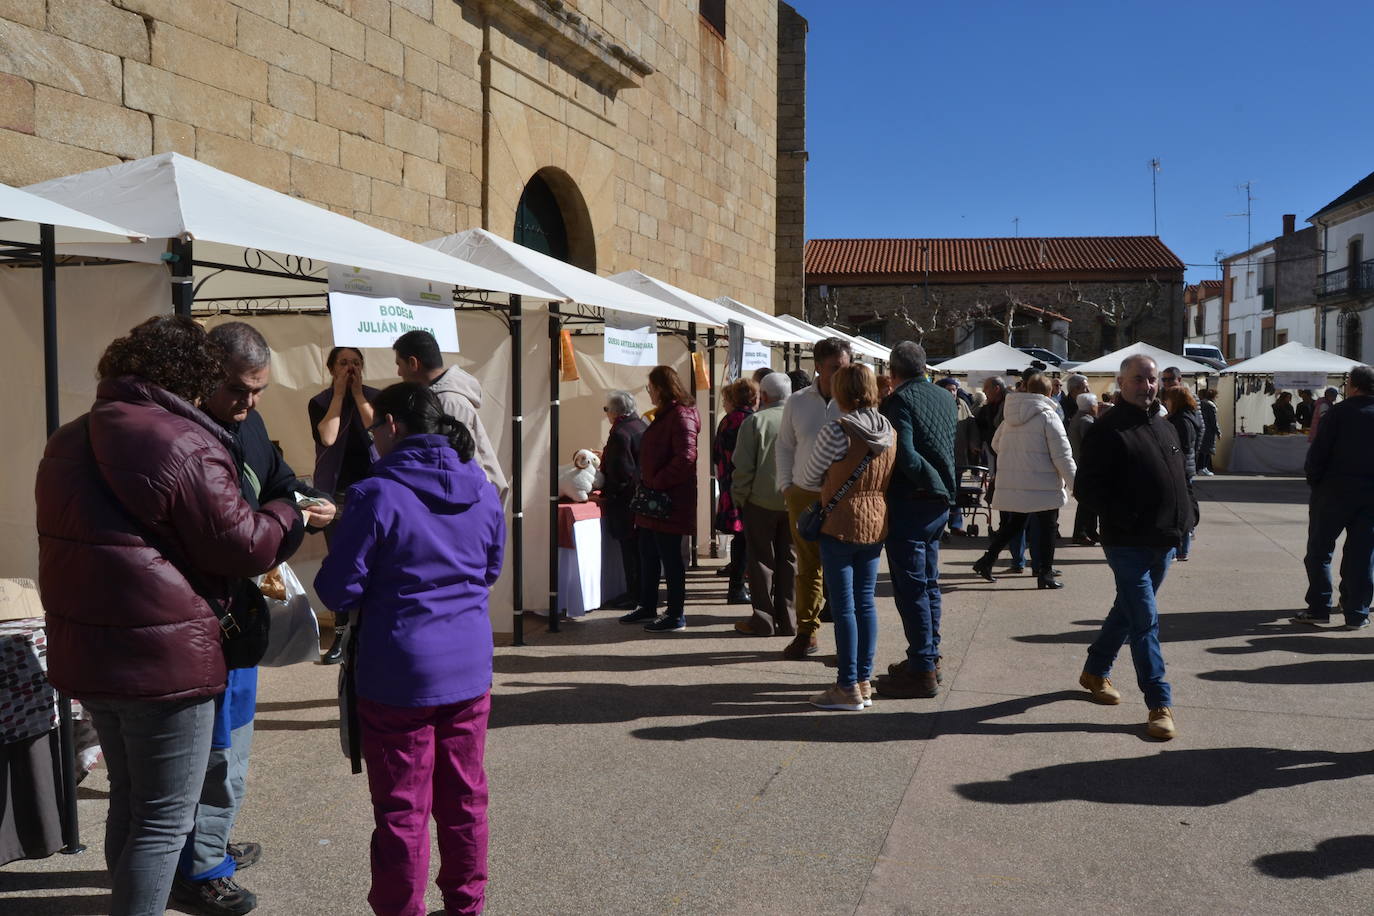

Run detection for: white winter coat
[[990, 392, 1076, 513]]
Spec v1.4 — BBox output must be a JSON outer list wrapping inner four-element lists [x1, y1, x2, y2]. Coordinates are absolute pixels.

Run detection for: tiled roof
[[1200, 280, 1223, 291], [805, 237, 1185, 276], [1311, 170, 1374, 220]]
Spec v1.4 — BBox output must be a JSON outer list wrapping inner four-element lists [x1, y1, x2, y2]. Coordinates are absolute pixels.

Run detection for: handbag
[[84, 418, 271, 670], [796, 454, 874, 542], [629, 482, 673, 520], [337, 618, 363, 774]]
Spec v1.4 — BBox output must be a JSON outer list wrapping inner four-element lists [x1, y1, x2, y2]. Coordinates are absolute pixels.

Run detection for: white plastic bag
[[256, 563, 321, 667]]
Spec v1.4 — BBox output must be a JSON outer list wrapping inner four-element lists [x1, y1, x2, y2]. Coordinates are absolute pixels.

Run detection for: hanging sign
[[603, 310, 658, 366], [741, 339, 771, 372], [724, 319, 745, 382], [327, 264, 459, 351], [1273, 371, 1329, 390]]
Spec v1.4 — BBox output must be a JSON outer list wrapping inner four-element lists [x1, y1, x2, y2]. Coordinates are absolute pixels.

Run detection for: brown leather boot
[[781, 634, 819, 660], [876, 667, 938, 699]]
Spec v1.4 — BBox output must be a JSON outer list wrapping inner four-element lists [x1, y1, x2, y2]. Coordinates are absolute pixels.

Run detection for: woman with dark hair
[[309, 346, 380, 663], [1162, 386, 1204, 560], [1197, 388, 1220, 475], [316, 382, 504, 916], [971, 370, 1076, 590], [713, 378, 758, 605], [36, 315, 306, 916], [620, 365, 701, 632]]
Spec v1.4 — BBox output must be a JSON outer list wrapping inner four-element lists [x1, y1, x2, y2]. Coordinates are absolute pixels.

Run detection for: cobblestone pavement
[[3, 476, 1371, 915]]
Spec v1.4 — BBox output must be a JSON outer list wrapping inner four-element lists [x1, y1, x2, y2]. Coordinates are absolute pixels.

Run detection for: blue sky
[[790, 0, 1372, 283]]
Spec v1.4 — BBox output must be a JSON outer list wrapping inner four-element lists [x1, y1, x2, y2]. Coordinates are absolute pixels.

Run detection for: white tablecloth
[[1228, 435, 1309, 475], [557, 518, 602, 618]]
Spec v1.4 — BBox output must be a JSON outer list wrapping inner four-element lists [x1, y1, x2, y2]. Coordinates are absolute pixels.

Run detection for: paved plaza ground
[[3, 474, 1372, 915]]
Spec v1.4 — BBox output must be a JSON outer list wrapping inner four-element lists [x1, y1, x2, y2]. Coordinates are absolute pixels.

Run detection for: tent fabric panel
[[0, 182, 147, 242], [1071, 342, 1215, 376], [932, 342, 1039, 373], [1221, 340, 1366, 375], [712, 296, 817, 344]]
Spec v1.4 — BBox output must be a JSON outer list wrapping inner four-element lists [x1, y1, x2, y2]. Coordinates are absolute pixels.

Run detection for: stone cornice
[[477, 0, 653, 91]]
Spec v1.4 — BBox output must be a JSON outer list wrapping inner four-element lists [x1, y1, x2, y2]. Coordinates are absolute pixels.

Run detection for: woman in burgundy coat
[[36, 316, 306, 916], [619, 365, 700, 632]]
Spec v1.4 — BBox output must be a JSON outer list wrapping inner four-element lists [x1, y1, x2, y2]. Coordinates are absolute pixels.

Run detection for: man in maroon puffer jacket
[[36, 316, 304, 916]]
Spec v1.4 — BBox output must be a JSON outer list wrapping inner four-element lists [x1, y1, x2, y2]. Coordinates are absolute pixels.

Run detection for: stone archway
[[513, 167, 596, 271]]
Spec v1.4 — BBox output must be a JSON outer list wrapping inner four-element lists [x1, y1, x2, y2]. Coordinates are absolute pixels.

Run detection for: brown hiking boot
[[1147, 707, 1177, 740], [1078, 672, 1122, 705], [876, 667, 938, 699], [781, 634, 819, 660], [888, 656, 943, 684]]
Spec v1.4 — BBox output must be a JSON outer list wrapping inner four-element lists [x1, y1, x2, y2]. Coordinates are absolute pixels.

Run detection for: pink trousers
[[358, 692, 490, 916]]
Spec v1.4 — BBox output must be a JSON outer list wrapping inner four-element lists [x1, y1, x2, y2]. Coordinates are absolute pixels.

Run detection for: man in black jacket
[[1074, 354, 1195, 741], [1295, 364, 1374, 630]]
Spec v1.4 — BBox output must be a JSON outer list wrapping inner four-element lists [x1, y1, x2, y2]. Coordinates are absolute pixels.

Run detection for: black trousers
[[984, 508, 1059, 573]]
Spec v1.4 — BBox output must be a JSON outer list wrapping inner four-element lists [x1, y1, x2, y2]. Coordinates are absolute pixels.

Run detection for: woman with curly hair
[[712, 377, 758, 605], [36, 315, 306, 916]]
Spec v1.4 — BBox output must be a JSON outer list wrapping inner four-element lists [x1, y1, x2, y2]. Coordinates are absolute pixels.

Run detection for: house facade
[[1311, 170, 1374, 362], [803, 236, 1186, 361], [0, 0, 806, 314]]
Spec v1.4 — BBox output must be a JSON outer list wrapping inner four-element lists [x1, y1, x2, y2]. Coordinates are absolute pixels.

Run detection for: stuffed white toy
[[557, 449, 604, 502]]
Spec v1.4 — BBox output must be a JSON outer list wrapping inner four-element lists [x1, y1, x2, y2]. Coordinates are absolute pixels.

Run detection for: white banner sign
[[1273, 371, 1329, 390], [741, 339, 771, 372], [328, 264, 448, 306], [604, 310, 658, 366], [328, 291, 460, 352]]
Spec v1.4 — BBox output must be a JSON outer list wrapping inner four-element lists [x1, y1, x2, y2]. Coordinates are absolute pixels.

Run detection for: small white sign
[[1273, 371, 1329, 390], [328, 264, 448, 306], [328, 291, 460, 352], [741, 339, 771, 372], [604, 310, 658, 367]]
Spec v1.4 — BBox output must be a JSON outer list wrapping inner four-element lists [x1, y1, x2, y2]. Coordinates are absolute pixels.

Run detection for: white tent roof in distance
[[1072, 342, 1215, 376], [1221, 340, 1366, 375], [712, 297, 818, 344], [770, 312, 831, 343], [820, 326, 890, 361], [0, 181, 147, 243], [427, 229, 696, 321], [931, 341, 1039, 373], [25, 153, 548, 298], [606, 269, 768, 334]]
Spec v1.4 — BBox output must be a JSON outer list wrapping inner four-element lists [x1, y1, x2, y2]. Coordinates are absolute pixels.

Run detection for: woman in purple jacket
[[316, 382, 505, 916]]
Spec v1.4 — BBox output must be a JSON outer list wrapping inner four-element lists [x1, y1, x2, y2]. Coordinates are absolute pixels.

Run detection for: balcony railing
[[1318, 258, 1374, 297]]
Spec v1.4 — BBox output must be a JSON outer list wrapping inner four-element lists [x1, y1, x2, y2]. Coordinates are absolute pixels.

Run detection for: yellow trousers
[[784, 487, 824, 636]]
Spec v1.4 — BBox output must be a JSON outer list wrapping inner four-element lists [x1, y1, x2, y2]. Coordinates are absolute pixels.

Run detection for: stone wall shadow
[[956, 747, 1374, 807], [1253, 835, 1374, 879]]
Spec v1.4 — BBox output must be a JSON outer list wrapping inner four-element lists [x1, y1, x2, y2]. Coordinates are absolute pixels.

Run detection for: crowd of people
[[31, 312, 1374, 916]]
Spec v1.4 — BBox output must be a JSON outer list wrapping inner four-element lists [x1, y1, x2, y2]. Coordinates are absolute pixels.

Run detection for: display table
[[0, 617, 99, 865], [1228, 434, 1310, 475], [557, 502, 603, 618]]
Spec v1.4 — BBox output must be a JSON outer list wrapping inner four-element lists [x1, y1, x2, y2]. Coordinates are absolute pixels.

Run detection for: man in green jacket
[[730, 372, 796, 636], [876, 341, 957, 699]]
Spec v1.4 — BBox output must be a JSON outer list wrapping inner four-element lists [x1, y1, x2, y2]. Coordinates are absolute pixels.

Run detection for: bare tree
[[1061, 278, 1163, 341]]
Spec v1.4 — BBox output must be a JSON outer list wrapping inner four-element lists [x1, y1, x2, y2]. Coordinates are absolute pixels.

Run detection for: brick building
[[803, 236, 1187, 361], [0, 0, 806, 313]]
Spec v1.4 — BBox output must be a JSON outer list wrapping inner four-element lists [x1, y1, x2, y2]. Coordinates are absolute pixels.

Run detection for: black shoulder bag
[[84, 419, 271, 669], [796, 454, 873, 542]]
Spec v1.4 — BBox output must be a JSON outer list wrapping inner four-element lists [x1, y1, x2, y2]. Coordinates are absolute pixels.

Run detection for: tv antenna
[[1149, 158, 1161, 235], [1227, 181, 1255, 250], [1012, 216, 1020, 237]]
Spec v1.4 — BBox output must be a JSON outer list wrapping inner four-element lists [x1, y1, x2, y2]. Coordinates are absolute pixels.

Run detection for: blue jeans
[[1086, 546, 1174, 709], [182, 720, 254, 880], [1303, 485, 1374, 625], [819, 535, 883, 688], [884, 501, 948, 673], [84, 696, 216, 916]]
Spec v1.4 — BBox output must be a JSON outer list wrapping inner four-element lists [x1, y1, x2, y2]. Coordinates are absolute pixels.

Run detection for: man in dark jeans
[[1074, 354, 1196, 741], [1294, 365, 1374, 630], [875, 342, 957, 699]]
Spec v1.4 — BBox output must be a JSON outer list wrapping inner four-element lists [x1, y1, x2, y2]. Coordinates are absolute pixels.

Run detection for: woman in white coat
[[972, 371, 1076, 589]]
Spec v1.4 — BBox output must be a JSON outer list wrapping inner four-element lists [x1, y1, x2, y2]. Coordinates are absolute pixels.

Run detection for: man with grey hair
[[1074, 353, 1194, 740], [181, 322, 332, 914], [776, 336, 852, 658], [1295, 364, 1374, 630], [730, 372, 796, 635], [601, 389, 648, 613], [1063, 373, 1089, 422], [874, 341, 958, 698]]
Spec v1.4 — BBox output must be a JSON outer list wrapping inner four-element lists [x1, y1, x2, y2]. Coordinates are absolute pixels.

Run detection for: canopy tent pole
[[39, 222, 85, 855], [509, 296, 525, 646], [687, 323, 700, 569], [548, 301, 561, 632], [706, 327, 718, 559], [170, 237, 194, 317]]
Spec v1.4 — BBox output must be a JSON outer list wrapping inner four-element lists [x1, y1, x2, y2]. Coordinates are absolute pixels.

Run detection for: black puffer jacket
[[1167, 406, 1205, 481], [1075, 401, 1197, 548]]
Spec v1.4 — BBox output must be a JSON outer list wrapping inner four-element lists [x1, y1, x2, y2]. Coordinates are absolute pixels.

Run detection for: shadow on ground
[[1253, 834, 1374, 879], [621, 690, 1140, 743], [1195, 476, 1309, 505], [1210, 634, 1374, 655], [0, 870, 109, 916], [956, 747, 1374, 807], [1014, 609, 1297, 646], [495, 648, 784, 675], [1196, 659, 1372, 685]]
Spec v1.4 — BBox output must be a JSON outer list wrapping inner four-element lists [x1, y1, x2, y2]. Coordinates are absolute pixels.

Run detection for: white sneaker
[[810, 683, 864, 711]]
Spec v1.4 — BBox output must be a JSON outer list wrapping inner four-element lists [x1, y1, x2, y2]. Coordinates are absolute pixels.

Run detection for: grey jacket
[[430, 366, 508, 498]]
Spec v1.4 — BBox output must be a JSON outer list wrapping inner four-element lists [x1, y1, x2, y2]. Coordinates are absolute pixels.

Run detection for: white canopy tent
[[712, 296, 818, 345], [819, 325, 890, 363], [609, 270, 802, 342], [772, 312, 835, 343], [1221, 341, 1365, 375], [0, 182, 148, 244], [25, 153, 549, 306], [1072, 342, 1216, 377], [933, 341, 1041, 374]]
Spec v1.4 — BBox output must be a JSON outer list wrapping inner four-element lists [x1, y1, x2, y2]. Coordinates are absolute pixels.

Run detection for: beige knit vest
[[820, 429, 895, 544]]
